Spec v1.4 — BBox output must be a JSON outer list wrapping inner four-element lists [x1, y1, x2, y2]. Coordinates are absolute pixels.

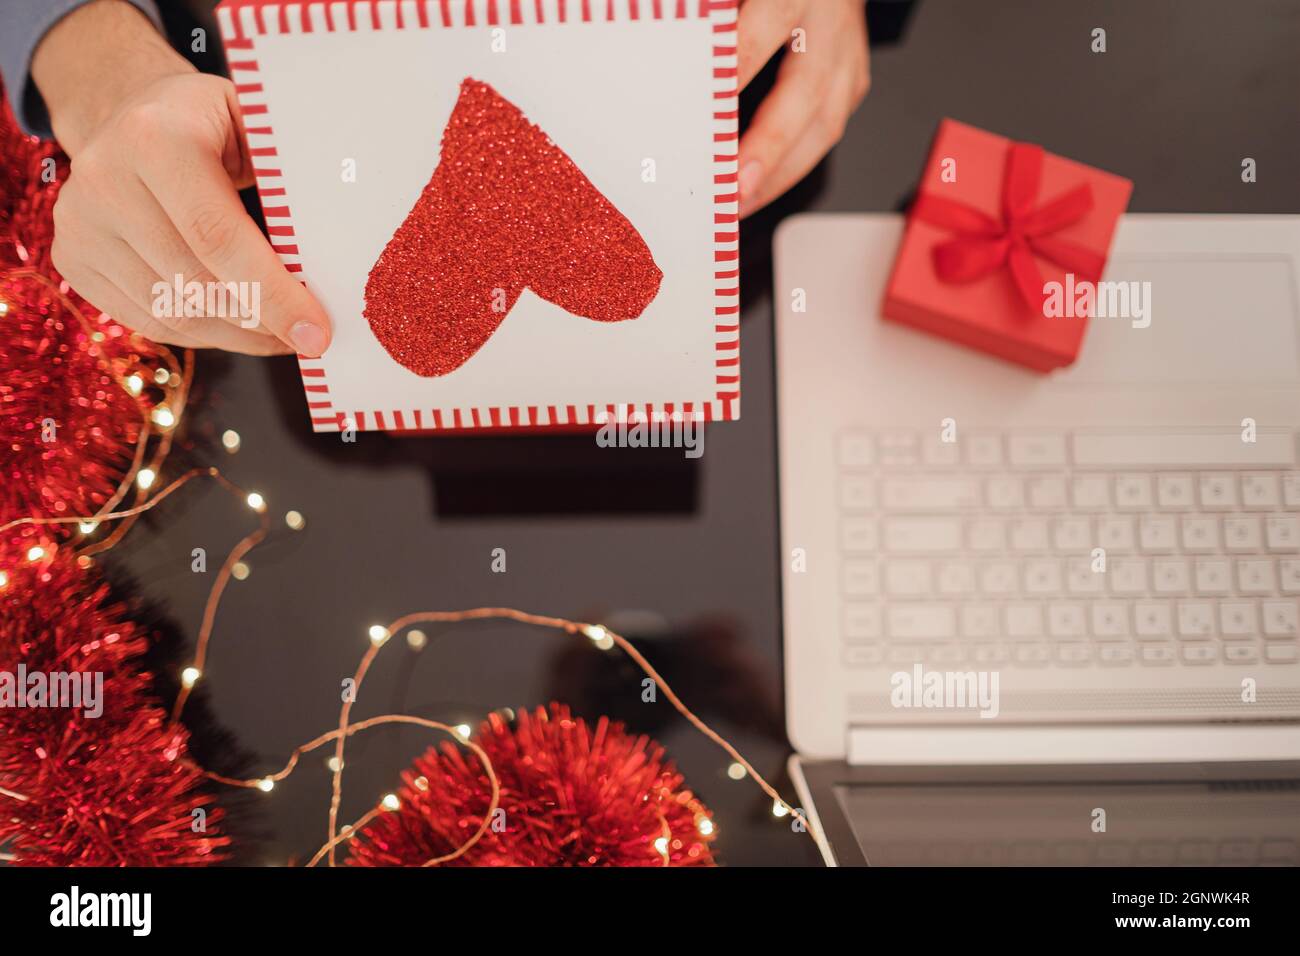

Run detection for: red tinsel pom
[[347, 703, 717, 867], [0, 545, 228, 865]]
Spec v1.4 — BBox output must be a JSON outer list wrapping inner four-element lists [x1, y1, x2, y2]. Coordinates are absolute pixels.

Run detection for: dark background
[[110, 0, 1300, 866]]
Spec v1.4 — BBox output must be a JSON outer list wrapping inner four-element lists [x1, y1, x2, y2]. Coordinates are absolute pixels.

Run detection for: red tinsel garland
[[347, 703, 717, 867], [0, 81, 223, 867], [0, 79, 165, 556], [0, 546, 229, 865]]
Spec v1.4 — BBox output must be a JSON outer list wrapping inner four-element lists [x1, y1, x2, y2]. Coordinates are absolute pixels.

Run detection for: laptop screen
[[834, 780, 1300, 865]]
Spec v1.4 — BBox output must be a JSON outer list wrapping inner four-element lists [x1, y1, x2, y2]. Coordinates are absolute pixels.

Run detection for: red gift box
[[883, 119, 1133, 372]]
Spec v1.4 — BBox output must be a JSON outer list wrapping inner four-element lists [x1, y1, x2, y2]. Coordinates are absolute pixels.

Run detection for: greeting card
[[215, 0, 739, 432]]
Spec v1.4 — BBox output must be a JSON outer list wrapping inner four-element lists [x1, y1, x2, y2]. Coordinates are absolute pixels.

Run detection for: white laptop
[[775, 214, 1300, 863]]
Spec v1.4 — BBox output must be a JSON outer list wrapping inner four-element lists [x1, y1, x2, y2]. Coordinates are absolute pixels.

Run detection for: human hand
[[34, 0, 331, 355], [736, 0, 871, 218]]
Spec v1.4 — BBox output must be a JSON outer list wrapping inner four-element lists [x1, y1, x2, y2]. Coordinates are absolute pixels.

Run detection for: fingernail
[[738, 161, 764, 201], [288, 320, 328, 357]]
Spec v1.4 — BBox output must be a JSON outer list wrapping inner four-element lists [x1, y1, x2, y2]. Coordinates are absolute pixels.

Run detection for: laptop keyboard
[[837, 430, 1300, 668]]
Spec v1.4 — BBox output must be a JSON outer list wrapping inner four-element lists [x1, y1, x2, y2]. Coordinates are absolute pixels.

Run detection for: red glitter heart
[[364, 78, 663, 377]]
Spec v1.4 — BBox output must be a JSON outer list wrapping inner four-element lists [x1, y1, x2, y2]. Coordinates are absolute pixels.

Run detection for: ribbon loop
[[910, 137, 1099, 311]]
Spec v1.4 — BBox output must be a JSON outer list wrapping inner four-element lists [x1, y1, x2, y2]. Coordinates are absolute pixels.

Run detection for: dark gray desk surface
[[114, 0, 1300, 866]]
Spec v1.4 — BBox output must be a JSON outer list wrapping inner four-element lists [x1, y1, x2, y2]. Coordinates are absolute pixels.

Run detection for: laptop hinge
[[846, 723, 1300, 766]]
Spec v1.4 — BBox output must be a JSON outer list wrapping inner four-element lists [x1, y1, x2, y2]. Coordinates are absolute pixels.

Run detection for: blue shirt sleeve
[[0, 0, 164, 138]]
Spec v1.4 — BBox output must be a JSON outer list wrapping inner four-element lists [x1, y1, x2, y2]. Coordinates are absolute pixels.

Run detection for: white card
[[216, 0, 740, 432]]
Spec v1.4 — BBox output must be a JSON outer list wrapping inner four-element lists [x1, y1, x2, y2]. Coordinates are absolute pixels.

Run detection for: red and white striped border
[[216, 0, 739, 433]]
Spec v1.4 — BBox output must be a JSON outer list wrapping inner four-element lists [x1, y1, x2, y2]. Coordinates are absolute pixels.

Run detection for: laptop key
[[1153, 558, 1190, 594], [1014, 642, 1051, 665], [1140, 643, 1176, 664], [1067, 557, 1105, 594], [1223, 641, 1258, 663], [1109, 556, 1148, 594], [1280, 559, 1300, 593], [960, 604, 999, 638], [985, 476, 1024, 510], [1140, 516, 1179, 553], [1052, 517, 1091, 552], [1098, 642, 1135, 665], [1097, 516, 1136, 552], [1266, 514, 1300, 552], [838, 433, 875, 468], [844, 603, 882, 639], [1264, 643, 1298, 663], [883, 517, 963, 553], [1007, 433, 1067, 468], [1181, 516, 1219, 552], [1090, 602, 1128, 637], [929, 643, 966, 664], [1115, 474, 1154, 510], [1156, 473, 1195, 510], [841, 518, 880, 553], [1073, 432, 1296, 468], [1242, 473, 1281, 509], [1219, 601, 1256, 636], [1237, 559, 1276, 594], [1180, 642, 1216, 664], [1028, 476, 1068, 509], [1176, 602, 1213, 638], [1056, 642, 1091, 665], [1135, 602, 1172, 637], [972, 642, 1009, 663], [921, 433, 961, 466], [885, 560, 932, 596], [843, 644, 884, 666], [1024, 559, 1063, 594], [1047, 602, 1086, 636], [1224, 516, 1263, 552], [1263, 601, 1299, 637], [881, 477, 979, 511], [842, 560, 880, 595], [839, 475, 877, 511], [1005, 604, 1043, 638], [1285, 473, 1300, 507], [888, 604, 956, 639], [878, 432, 919, 467], [966, 433, 1004, 467], [1194, 558, 1232, 594], [979, 561, 1018, 595], [1071, 475, 1110, 510], [1009, 518, 1050, 551], [967, 518, 1007, 551], [936, 561, 976, 595], [887, 644, 927, 664], [1199, 473, 1237, 509]]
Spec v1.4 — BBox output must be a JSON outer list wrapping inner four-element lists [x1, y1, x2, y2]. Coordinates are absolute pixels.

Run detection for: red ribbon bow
[[911, 142, 1106, 312]]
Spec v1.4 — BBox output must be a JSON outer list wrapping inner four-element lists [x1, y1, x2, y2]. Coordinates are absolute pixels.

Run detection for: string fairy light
[[4, 455, 818, 860], [0, 287, 818, 863], [3, 469, 818, 860]]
